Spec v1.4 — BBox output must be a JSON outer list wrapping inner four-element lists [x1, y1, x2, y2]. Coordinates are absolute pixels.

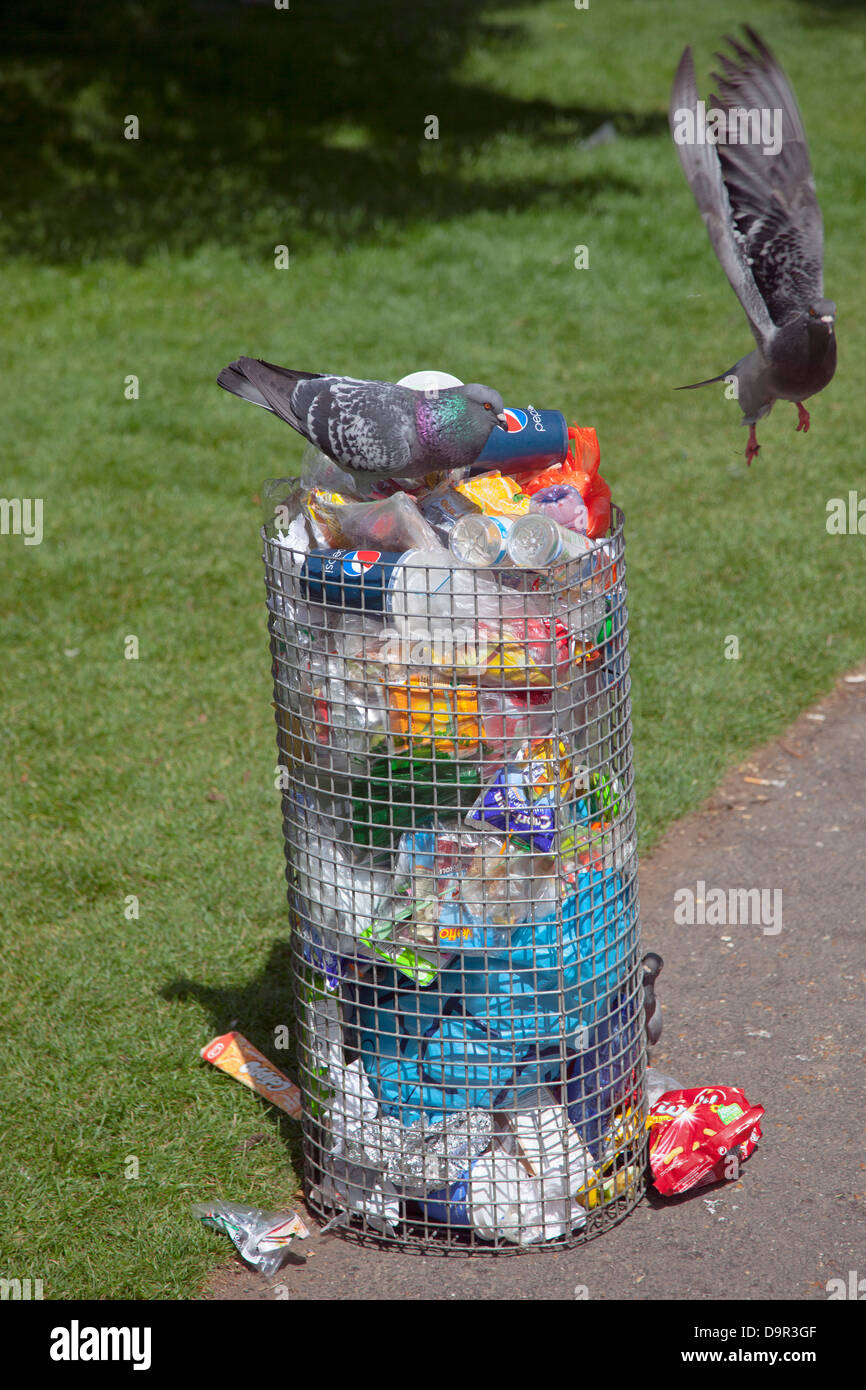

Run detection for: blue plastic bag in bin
[[354, 866, 636, 1127], [566, 983, 643, 1151]]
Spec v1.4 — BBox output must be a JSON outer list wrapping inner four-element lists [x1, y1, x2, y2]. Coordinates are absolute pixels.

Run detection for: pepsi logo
[[343, 550, 381, 576], [503, 407, 527, 432]]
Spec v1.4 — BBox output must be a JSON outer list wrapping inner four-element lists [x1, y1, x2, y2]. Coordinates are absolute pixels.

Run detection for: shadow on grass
[[1, 0, 661, 264], [163, 938, 304, 1175]]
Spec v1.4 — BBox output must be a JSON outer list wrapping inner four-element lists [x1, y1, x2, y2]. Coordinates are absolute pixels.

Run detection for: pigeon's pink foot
[[795, 402, 811, 433], [745, 424, 760, 466]]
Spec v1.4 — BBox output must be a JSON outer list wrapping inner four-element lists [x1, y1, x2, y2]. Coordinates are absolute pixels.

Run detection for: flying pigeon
[[642, 951, 664, 1045], [670, 27, 836, 464], [217, 358, 508, 477]]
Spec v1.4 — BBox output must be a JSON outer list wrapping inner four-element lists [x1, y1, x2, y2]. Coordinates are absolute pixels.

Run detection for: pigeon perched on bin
[[217, 358, 508, 477], [669, 27, 836, 464]]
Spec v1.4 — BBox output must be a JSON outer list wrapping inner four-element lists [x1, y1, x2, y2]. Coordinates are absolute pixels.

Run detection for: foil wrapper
[[375, 1109, 493, 1196], [326, 1060, 493, 1199]]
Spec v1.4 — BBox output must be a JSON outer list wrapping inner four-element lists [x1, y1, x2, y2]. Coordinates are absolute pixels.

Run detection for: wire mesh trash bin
[[263, 501, 645, 1249]]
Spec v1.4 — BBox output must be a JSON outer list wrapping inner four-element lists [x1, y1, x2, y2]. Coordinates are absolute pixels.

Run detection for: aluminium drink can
[[471, 406, 569, 471]]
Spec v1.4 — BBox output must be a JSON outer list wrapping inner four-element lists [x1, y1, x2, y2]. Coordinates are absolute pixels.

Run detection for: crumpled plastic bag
[[191, 1201, 309, 1276]]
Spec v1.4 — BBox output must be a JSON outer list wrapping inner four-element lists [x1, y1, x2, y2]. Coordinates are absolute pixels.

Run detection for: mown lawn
[[1, 0, 864, 1297]]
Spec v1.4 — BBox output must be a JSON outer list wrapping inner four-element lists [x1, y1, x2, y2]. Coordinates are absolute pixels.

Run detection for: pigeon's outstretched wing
[[710, 27, 824, 328], [670, 45, 776, 347], [219, 357, 417, 472]]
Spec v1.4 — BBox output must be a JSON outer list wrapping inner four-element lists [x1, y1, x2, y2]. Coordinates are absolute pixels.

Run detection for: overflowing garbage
[[220, 377, 764, 1249]]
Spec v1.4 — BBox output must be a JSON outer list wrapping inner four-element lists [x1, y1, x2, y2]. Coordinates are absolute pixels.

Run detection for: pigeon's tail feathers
[[670, 45, 776, 349], [250, 359, 325, 389], [217, 361, 273, 412], [675, 369, 732, 390], [217, 358, 325, 433]]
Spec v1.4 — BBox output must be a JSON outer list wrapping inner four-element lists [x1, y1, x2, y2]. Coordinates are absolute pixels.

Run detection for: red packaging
[[647, 1085, 764, 1196], [519, 425, 611, 539]]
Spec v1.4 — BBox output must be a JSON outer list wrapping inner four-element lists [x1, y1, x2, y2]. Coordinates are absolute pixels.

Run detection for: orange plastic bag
[[519, 426, 610, 538]]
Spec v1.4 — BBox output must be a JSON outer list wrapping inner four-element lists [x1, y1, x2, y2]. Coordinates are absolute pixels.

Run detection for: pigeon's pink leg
[[745, 424, 760, 466], [795, 402, 811, 432]]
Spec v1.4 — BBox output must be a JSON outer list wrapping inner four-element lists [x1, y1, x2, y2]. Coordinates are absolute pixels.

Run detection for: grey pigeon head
[[670, 27, 837, 464], [807, 298, 836, 333], [460, 382, 508, 430]]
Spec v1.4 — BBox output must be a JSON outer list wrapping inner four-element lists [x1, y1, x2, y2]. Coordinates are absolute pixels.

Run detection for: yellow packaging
[[518, 736, 574, 801], [577, 1165, 638, 1210], [388, 676, 482, 756], [482, 638, 549, 688], [274, 701, 315, 764], [456, 471, 532, 517], [304, 487, 353, 545]]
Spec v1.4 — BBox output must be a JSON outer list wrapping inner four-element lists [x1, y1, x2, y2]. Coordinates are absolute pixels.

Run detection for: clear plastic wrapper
[[366, 826, 565, 972], [191, 1201, 309, 1276], [327, 1060, 494, 1197], [307, 487, 440, 553], [307, 649, 392, 773], [299, 443, 371, 500], [646, 1067, 683, 1109], [288, 793, 391, 964]]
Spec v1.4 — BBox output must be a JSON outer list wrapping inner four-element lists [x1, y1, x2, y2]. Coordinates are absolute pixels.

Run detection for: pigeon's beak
[[495, 411, 509, 431]]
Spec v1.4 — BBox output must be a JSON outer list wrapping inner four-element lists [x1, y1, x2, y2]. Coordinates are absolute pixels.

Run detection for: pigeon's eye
[[484, 401, 492, 410]]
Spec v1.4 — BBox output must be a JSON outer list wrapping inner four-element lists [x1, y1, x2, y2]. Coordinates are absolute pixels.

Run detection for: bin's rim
[[260, 501, 625, 568]]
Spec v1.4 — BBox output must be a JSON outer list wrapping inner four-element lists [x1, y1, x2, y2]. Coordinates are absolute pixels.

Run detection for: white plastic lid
[[397, 370, 464, 391]]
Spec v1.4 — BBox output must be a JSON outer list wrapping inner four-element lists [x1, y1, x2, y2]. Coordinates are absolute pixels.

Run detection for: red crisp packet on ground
[[647, 1085, 764, 1196]]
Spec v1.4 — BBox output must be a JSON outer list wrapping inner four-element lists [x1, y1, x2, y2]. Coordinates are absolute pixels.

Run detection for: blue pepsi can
[[300, 549, 406, 610], [472, 406, 568, 471]]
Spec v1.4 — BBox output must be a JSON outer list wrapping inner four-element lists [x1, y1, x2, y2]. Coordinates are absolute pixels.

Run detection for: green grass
[[2, 0, 865, 1298]]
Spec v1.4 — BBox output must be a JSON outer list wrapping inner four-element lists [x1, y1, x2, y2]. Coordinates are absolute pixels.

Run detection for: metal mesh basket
[[263, 501, 645, 1249]]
